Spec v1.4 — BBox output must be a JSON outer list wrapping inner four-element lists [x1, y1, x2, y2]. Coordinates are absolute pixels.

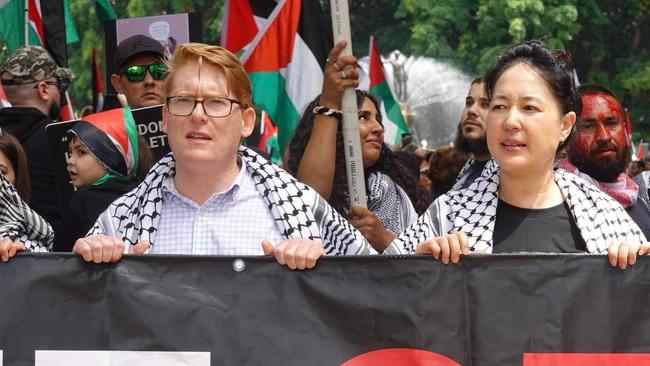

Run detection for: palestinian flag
[[0, 0, 44, 51], [220, 0, 276, 55], [241, 0, 332, 153], [0, 83, 11, 109], [258, 110, 281, 163], [92, 48, 104, 113], [73, 107, 139, 180], [368, 36, 409, 146]]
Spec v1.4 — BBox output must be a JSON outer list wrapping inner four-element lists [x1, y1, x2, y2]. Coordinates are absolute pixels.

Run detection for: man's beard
[[455, 125, 489, 156], [568, 144, 628, 182], [49, 101, 61, 120]]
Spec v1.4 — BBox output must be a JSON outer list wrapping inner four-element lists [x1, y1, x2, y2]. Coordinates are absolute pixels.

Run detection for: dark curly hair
[[288, 90, 428, 218]]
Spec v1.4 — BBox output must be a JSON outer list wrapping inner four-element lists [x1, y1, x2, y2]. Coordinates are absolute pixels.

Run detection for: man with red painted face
[[561, 84, 650, 238]]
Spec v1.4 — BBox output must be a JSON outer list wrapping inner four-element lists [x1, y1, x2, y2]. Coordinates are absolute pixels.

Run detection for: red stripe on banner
[[342, 348, 461, 366], [368, 36, 386, 88], [524, 353, 650, 365], [242, 0, 301, 72]]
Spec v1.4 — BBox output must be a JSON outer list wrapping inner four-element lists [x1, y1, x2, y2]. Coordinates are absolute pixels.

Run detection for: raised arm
[[296, 41, 359, 199]]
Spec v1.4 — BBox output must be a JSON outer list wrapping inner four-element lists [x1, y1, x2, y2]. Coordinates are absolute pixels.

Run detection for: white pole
[[329, 0, 367, 208], [24, 0, 29, 46]]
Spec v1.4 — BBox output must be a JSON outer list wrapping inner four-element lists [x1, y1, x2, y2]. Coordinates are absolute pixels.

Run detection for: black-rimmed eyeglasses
[[166, 96, 247, 118]]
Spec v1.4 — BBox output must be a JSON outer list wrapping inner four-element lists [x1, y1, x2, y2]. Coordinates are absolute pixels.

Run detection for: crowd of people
[[1, 34, 650, 271]]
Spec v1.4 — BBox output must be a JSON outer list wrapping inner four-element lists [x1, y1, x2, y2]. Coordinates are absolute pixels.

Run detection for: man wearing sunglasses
[[110, 34, 166, 108], [0, 45, 73, 229], [74, 43, 382, 269]]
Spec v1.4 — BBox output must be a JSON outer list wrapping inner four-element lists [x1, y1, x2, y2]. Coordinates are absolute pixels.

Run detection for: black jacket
[[53, 179, 138, 252], [0, 107, 61, 229]]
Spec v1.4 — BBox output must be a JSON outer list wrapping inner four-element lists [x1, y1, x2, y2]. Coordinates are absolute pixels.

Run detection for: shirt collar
[[161, 157, 247, 206]]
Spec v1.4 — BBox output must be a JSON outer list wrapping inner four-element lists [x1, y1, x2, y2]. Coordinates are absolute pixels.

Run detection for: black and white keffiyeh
[[392, 159, 646, 254], [634, 171, 650, 207], [367, 172, 417, 234], [90, 147, 376, 255], [0, 174, 52, 251], [453, 157, 477, 190]]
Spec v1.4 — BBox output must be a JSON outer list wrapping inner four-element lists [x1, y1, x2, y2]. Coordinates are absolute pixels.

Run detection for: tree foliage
[[2, 1, 648, 138], [399, 0, 650, 140]]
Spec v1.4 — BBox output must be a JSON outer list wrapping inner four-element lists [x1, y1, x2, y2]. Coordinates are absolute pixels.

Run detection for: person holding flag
[[289, 41, 427, 251]]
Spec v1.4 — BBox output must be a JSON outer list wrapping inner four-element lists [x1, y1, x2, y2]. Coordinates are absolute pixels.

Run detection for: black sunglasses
[[119, 63, 167, 82]]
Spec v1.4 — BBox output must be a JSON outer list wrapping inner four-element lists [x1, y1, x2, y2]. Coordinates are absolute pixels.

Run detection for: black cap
[[114, 34, 165, 70]]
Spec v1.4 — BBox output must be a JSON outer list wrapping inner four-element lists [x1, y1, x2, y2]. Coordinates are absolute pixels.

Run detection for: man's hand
[[0, 238, 25, 262], [73, 234, 150, 263], [415, 232, 470, 264], [607, 242, 650, 270], [349, 205, 395, 252], [262, 238, 325, 270]]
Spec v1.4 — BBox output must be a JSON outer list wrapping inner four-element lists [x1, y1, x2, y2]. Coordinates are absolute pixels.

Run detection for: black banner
[[1, 254, 650, 365]]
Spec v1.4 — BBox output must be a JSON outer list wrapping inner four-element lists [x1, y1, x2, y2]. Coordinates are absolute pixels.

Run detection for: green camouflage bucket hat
[[0, 45, 74, 84]]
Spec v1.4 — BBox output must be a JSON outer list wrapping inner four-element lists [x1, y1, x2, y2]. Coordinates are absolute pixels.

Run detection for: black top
[[627, 199, 650, 240], [53, 179, 138, 252], [493, 199, 587, 253], [460, 159, 489, 189], [0, 107, 61, 229]]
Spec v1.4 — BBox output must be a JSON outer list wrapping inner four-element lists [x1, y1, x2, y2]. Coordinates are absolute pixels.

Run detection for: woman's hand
[[607, 242, 650, 270], [320, 41, 359, 108], [415, 232, 470, 264], [349, 205, 395, 252]]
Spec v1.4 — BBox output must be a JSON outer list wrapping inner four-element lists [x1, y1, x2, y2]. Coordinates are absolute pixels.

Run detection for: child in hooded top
[[53, 108, 144, 252]]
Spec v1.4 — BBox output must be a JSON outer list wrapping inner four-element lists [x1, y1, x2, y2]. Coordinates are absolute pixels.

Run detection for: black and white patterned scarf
[[0, 174, 52, 251], [393, 159, 646, 254], [367, 172, 417, 234], [90, 147, 375, 255]]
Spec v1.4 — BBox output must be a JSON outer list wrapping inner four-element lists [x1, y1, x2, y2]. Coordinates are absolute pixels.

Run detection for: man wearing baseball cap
[[110, 34, 166, 108], [0, 45, 74, 229]]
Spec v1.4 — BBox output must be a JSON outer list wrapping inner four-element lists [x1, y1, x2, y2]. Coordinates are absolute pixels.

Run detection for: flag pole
[[329, 0, 367, 208], [24, 0, 29, 46]]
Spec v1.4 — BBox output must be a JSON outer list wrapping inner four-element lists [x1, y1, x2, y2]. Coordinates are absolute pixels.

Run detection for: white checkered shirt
[[151, 159, 285, 255]]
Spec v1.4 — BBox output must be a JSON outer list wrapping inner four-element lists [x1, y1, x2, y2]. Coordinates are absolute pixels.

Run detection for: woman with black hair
[[289, 42, 426, 251], [393, 40, 649, 269]]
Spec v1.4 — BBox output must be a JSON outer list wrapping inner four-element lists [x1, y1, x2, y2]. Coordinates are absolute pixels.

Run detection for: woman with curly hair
[[288, 41, 427, 251]]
